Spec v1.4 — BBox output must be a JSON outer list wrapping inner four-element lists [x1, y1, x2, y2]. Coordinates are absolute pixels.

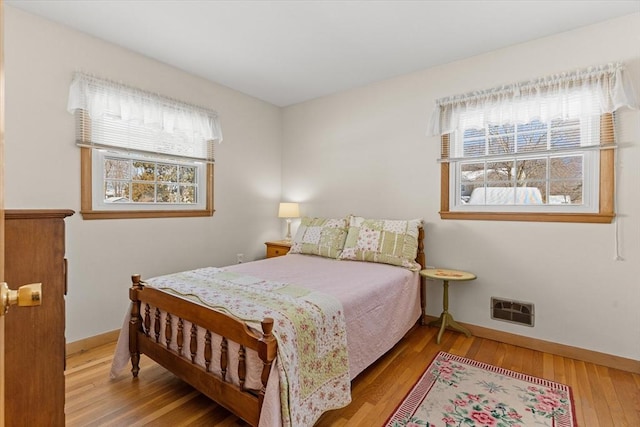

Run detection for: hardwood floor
[[65, 325, 640, 426]]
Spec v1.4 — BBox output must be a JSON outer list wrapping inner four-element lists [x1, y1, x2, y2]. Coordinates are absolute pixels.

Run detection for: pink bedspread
[[227, 254, 421, 378], [111, 254, 421, 426]]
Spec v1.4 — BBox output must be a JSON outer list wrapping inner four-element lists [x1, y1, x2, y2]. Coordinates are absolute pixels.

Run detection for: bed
[[110, 216, 425, 426]]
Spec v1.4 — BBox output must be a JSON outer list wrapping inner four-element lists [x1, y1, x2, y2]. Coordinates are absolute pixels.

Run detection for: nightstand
[[265, 240, 292, 258]]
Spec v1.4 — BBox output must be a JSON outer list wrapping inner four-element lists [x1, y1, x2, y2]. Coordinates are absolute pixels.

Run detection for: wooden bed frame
[[128, 227, 425, 426]]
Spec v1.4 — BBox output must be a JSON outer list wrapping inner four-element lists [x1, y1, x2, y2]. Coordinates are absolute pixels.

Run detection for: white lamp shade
[[278, 202, 300, 218]]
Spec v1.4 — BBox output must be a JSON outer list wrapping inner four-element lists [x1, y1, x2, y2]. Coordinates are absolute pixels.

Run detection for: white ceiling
[[7, 0, 640, 106]]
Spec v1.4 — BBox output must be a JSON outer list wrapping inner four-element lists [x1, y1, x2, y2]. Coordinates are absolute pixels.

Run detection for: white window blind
[[67, 73, 223, 162]]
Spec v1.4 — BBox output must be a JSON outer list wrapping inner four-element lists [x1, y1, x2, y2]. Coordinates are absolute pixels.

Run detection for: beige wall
[[4, 6, 284, 342], [282, 14, 640, 360]]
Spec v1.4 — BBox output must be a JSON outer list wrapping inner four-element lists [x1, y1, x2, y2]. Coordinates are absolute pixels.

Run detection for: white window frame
[[92, 149, 207, 212], [448, 116, 601, 214]]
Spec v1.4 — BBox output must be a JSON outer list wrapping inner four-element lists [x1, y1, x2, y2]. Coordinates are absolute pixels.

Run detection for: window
[[453, 116, 600, 212], [93, 150, 206, 211], [430, 63, 636, 223], [68, 73, 222, 219]]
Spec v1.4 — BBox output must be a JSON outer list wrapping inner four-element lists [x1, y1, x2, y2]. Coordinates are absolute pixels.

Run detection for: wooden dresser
[[265, 240, 292, 258], [4, 209, 74, 426]]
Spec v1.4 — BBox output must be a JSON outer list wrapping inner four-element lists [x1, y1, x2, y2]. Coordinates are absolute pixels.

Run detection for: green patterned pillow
[[338, 216, 422, 271], [289, 217, 349, 258]]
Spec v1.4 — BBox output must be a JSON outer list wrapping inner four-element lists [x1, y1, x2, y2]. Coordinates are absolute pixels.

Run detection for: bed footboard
[[128, 274, 277, 426]]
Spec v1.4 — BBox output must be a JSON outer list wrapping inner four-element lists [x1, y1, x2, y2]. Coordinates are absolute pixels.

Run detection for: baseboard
[[66, 329, 120, 356], [423, 315, 640, 374]]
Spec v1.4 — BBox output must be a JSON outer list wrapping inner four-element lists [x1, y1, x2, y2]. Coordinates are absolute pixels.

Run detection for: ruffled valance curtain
[[68, 73, 222, 161], [428, 63, 637, 137]]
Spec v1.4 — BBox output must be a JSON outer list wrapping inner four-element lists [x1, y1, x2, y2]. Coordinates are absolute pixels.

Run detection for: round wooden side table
[[420, 268, 476, 344]]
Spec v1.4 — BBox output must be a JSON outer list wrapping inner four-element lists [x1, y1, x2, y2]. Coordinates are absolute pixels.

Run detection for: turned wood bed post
[[129, 274, 144, 377], [257, 318, 277, 410]]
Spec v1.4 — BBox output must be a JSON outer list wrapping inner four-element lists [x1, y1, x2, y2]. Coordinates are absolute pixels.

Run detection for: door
[[3, 210, 70, 426]]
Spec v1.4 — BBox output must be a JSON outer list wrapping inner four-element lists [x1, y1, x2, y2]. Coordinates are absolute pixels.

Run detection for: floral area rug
[[385, 351, 576, 427]]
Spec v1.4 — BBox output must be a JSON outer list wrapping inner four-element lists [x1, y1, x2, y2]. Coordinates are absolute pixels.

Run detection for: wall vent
[[491, 297, 534, 327]]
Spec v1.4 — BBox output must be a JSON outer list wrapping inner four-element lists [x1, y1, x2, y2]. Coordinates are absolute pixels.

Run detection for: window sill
[[439, 211, 614, 224], [80, 209, 214, 220]]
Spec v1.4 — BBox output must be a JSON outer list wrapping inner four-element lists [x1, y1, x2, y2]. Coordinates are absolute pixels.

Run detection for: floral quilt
[[146, 267, 351, 427]]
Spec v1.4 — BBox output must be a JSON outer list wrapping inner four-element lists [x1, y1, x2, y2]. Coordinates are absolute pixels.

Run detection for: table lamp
[[278, 202, 300, 241]]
